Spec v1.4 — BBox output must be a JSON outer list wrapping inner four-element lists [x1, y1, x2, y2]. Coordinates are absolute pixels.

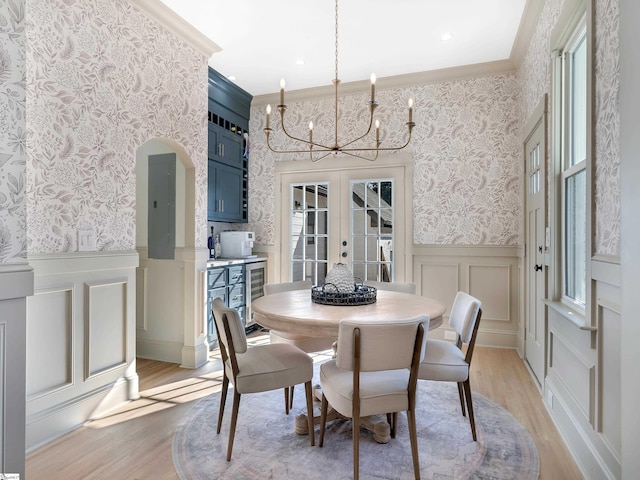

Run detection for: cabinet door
[[208, 123, 219, 160], [207, 159, 217, 220], [218, 129, 243, 168], [213, 162, 244, 222], [209, 123, 243, 168]]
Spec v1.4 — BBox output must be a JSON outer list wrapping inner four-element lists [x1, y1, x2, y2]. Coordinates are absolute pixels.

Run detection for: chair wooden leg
[[284, 387, 290, 415], [319, 394, 328, 447], [457, 381, 466, 417], [391, 412, 398, 439], [226, 390, 241, 461], [217, 375, 229, 434], [407, 407, 421, 480], [304, 381, 315, 446], [353, 413, 360, 480], [290, 385, 295, 409], [462, 379, 477, 441]]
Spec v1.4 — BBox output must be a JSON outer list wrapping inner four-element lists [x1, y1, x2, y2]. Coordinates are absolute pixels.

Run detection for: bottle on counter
[[208, 227, 215, 258], [214, 234, 222, 259]]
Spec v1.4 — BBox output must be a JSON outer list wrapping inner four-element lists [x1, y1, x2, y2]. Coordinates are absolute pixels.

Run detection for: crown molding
[[130, 0, 221, 58], [252, 59, 515, 107], [510, 0, 546, 66]]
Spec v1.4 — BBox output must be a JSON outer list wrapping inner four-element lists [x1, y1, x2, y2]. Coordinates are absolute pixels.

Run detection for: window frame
[[560, 18, 588, 311], [549, 0, 593, 320]]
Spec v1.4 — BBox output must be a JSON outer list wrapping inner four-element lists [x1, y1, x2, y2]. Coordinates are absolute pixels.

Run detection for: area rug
[[173, 365, 539, 480]]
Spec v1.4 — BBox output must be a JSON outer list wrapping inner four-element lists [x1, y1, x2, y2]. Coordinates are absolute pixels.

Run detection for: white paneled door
[[524, 105, 547, 389], [279, 162, 410, 285]]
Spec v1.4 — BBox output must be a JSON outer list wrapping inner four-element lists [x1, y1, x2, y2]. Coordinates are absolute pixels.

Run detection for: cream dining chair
[[363, 280, 417, 294], [264, 280, 335, 412], [418, 291, 482, 440], [318, 315, 429, 480], [211, 298, 315, 461]]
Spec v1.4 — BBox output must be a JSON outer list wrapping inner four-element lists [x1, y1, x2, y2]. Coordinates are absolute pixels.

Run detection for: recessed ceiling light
[[441, 32, 453, 42], [227, 75, 237, 81], [296, 59, 305, 66]]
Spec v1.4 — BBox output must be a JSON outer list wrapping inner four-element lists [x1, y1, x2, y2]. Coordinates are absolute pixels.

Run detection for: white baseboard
[[136, 338, 184, 364]]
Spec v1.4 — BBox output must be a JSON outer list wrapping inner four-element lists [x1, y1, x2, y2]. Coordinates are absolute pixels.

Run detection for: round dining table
[[251, 289, 446, 338]]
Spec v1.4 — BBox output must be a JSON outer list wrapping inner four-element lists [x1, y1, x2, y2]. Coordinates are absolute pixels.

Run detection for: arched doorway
[[134, 138, 208, 368]]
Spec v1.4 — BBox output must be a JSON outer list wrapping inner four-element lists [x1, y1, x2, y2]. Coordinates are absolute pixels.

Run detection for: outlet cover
[[444, 330, 457, 340]]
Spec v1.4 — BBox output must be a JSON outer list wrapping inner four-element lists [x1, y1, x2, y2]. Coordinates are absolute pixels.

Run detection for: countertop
[[207, 256, 267, 267]]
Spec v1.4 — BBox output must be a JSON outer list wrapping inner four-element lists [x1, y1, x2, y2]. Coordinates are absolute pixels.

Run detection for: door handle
[[534, 264, 543, 272]]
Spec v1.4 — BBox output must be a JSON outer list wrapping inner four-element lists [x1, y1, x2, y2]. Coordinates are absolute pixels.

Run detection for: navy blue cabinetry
[[207, 68, 252, 223]]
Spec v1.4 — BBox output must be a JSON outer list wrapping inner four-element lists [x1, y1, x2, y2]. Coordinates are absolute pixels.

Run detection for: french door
[[279, 162, 410, 285]]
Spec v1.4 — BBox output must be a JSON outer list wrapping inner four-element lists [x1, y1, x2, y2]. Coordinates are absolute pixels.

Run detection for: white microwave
[[220, 231, 255, 258]]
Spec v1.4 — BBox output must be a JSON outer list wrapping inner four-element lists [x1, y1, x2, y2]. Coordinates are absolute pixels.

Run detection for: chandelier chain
[[335, 0, 339, 82]]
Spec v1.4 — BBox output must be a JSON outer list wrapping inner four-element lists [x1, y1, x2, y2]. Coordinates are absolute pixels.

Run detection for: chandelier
[[263, 0, 415, 162]]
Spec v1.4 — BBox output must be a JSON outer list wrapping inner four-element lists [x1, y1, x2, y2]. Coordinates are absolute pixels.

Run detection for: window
[[560, 19, 587, 308]]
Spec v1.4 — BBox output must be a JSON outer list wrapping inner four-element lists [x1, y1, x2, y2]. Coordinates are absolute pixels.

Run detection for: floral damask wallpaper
[[518, 0, 620, 257], [593, 0, 620, 256], [0, 0, 26, 262], [248, 72, 522, 246], [24, 0, 209, 253]]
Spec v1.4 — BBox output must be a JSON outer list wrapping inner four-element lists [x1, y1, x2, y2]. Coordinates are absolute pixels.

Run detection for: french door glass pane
[[290, 182, 329, 285], [350, 179, 394, 282], [564, 170, 586, 306]]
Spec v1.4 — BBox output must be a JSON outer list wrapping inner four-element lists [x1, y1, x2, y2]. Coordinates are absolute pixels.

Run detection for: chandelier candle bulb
[[375, 119, 380, 143], [370, 73, 376, 103], [309, 121, 313, 143], [279, 78, 285, 106], [266, 104, 271, 129], [408, 98, 414, 124]]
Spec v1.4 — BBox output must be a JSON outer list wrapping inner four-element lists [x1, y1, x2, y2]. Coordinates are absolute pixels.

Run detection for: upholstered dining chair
[[211, 298, 315, 461], [418, 291, 482, 441], [318, 315, 429, 480], [363, 280, 417, 294], [264, 280, 335, 412]]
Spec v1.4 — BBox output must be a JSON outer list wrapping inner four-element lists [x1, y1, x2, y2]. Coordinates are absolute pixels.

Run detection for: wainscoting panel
[[85, 279, 128, 378], [469, 264, 511, 322], [544, 255, 621, 480], [417, 263, 459, 318], [26, 286, 73, 398], [25, 252, 138, 452], [136, 266, 147, 330], [413, 245, 520, 348], [549, 329, 593, 420], [0, 263, 33, 477], [0, 323, 5, 468]]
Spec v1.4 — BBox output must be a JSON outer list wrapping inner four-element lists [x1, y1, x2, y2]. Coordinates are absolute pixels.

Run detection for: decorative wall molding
[[130, 0, 221, 57], [26, 251, 138, 451], [413, 244, 520, 348], [413, 244, 523, 258], [85, 278, 128, 379], [27, 285, 74, 400], [253, 60, 516, 106]]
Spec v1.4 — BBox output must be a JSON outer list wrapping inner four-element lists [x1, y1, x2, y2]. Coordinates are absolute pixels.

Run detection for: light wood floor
[[26, 339, 583, 479]]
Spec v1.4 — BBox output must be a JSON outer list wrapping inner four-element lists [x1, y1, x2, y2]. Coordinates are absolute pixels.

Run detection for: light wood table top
[[252, 289, 446, 338]]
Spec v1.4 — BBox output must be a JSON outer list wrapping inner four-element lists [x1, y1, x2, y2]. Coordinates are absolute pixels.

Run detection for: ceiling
[[158, 0, 529, 96]]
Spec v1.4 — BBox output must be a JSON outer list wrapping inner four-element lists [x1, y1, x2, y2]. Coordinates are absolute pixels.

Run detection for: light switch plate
[[78, 229, 96, 251]]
